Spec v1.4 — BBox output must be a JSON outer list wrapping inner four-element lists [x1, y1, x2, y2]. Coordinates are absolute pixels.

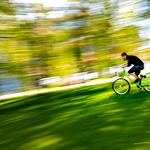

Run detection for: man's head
[[121, 52, 128, 61]]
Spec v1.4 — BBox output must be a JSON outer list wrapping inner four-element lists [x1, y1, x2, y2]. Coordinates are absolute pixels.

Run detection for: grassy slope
[[0, 83, 150, 150]]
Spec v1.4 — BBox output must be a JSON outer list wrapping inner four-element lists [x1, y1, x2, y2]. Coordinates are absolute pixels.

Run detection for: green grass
[[0, 83, 150, 150]]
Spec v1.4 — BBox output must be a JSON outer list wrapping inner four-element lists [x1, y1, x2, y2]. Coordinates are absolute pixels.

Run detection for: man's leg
[[129, 73, 139, 79], [135, 70, 141, 78], [128, 67, 140, 82]]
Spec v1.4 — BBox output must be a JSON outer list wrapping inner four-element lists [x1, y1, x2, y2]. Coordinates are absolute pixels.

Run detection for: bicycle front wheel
[[112, 78, 131, 95]]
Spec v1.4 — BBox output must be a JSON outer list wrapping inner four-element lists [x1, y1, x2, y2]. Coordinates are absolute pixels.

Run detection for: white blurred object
[[39, 72, 100, 86], [142, 61, 150, 75], [84, 72, 99, 81], [69, 73, 86, 84], [100, 68, 110, 76], [65, 72, 99, 85], [39, 77, 61, 87]]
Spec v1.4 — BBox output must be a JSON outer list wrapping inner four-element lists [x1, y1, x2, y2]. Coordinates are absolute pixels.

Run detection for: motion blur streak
[[0, 0, 149, 94]]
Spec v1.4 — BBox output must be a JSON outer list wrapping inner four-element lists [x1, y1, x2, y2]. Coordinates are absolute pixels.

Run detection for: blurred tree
[[0, 0, 15, 15], [0, 0, 147, 92]]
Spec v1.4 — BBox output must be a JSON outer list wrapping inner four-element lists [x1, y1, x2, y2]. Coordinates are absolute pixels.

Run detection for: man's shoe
[[133, 78, 139, 83]]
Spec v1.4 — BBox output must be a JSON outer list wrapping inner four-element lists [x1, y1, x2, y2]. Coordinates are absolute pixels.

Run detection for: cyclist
[[121, 53, 144, 83]]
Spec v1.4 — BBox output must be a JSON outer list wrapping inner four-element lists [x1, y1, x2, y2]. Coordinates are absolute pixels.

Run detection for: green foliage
[[0, 0, 15, 15]]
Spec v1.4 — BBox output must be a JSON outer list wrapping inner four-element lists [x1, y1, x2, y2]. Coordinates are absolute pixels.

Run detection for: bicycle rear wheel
[[112, 78, 131, 95], [143, 72, 150, 92]]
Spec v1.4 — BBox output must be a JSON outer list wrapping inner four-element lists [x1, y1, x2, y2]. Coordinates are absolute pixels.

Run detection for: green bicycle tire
[[112, 78, 131, 95], [143, 72, 150, 92]]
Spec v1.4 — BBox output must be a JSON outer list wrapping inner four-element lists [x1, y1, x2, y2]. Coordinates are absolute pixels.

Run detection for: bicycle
[[112, 67, 150, 95]]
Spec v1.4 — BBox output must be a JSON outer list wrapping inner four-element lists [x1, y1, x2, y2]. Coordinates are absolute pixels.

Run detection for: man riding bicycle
[[121, 53, 144, 83]]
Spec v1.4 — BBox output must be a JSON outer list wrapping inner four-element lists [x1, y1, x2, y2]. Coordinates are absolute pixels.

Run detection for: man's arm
[[122, 63, 128, 68], [127, 61, 131, 67]]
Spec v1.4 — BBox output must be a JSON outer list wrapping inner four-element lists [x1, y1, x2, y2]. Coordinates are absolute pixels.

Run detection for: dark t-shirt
[[127, 55, 144, 67]]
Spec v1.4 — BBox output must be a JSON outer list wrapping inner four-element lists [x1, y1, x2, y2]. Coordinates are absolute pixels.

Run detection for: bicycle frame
[[116, 68, 150, 87], [113, 68, 150, 94], [116, 69, 128, 79], [116, 68, 142, 86]]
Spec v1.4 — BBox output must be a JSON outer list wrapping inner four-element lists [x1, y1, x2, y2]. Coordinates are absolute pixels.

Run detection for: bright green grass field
[[1, 83, 150, 150]]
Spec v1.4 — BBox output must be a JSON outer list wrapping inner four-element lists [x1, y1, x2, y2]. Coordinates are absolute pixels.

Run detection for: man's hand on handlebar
[[122, 63, 128, 68]]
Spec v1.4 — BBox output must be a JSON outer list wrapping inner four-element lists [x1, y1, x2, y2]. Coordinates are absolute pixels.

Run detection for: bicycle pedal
[[139, 86, 144, 90], [140, 75, 147, 78]]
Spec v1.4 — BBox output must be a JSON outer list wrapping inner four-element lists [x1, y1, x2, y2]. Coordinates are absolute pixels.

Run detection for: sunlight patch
[[100, 102, 117, 107], [20, 135, 62, 149], [99, 126, 121, 131], [106, 108, 125, 114], [107, 117, 124, 122]]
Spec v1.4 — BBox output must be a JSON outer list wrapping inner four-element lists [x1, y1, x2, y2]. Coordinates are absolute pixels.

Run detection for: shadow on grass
[[0, 83, 150, 150]]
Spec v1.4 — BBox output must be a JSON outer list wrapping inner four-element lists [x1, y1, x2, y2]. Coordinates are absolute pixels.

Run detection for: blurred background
[[0, 0, 150, 94]]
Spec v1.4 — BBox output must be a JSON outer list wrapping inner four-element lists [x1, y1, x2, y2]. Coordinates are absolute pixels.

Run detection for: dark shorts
[[128, 65, 144, 76]]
